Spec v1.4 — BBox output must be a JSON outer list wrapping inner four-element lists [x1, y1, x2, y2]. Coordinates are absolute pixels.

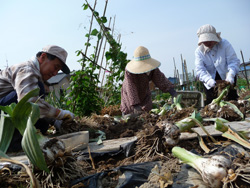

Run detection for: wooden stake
[[240, 50, 249, 89]]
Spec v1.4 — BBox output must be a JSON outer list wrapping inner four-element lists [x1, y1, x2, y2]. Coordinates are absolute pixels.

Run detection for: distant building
[[168, 77, 178, 84], [238, 61, 250, 79], [44, 72, 71, 98]]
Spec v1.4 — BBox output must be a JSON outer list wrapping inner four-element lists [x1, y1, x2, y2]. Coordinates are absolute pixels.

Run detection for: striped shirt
[[0, 57, 57, 118], [120, 68, 176, 114]]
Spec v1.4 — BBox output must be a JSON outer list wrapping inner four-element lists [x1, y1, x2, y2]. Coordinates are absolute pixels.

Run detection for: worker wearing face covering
[[120, 46, 177, 115], [195, 24, 240, 105]]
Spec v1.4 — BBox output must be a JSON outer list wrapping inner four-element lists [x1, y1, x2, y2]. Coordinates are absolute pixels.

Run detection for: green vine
[[65, 2, 129, 117]]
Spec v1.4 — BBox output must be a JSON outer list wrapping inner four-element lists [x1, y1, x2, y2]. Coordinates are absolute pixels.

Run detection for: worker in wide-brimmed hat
[[0, 45, 74, 152], [195, 24, 240, 105], [120, 46, 177, 115]]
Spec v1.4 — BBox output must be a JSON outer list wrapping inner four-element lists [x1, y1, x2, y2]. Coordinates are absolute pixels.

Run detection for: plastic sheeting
[[70, 161, 160, 188]]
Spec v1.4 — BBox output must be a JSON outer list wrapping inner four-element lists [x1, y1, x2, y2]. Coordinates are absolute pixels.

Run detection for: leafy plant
[[0, 88, 49, 172], [67, 69, 104, 116], [45, 87, 70, 110], [65, 2, 129, 116]]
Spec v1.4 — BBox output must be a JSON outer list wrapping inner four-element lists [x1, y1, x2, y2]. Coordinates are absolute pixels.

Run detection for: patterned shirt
[[0, 57, 57, 118], [120, 68, 176, 114]]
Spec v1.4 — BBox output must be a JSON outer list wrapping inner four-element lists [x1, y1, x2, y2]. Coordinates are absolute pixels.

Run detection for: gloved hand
[[56, 109, 75, 120], [225, 73, 234, 84], [54, 120, 63, 133], [133, 105, 143, 115], [206, 79, 216, 88]]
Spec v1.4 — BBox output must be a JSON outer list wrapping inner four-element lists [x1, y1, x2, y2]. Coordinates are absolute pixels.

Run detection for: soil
[[1, 96, 250, 188]]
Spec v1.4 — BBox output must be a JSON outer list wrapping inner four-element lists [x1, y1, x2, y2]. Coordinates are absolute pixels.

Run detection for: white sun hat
[[197, 24, 222, 45], [126, 46, 161, 74]]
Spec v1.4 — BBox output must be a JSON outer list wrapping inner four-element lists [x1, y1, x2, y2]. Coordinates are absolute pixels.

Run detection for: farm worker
[[0, 45, 74, 151], [120, 46, 177, 115], [195, 24, 240, 105]]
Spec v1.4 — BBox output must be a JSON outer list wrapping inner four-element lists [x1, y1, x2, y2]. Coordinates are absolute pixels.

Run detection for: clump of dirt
[[217, 105, 243, 121], [89, 114, 145, 139], [215, 80, 230, 97], [168, 107, 195, 122], [238, 89, 250, 100], [200, 104, 217, 118], [100, 104, 122, 116], [139, 158, 180, 188], [201, 99, 246, 121]]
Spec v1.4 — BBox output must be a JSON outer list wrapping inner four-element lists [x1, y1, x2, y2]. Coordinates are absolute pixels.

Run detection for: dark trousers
[[0, 82, 50, 152], [204, 72, 238, 105]]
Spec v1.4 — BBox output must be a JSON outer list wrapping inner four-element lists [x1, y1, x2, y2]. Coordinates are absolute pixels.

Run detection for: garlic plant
[[156, 121, 180, 147], [208, 85, 230, 111], [0, 88, 71, 172], [172, 146, 231, 188], [171, 94, 183, 111]]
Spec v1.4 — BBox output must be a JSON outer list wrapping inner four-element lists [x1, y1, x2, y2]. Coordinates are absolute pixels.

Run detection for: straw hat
[[126, 46, 161, 74], [197, 24, 221, 45], [41, 45, 70, 74]]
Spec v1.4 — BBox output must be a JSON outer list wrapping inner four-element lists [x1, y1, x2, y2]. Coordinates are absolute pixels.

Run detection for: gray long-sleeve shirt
[[0, 57, 57, 118]]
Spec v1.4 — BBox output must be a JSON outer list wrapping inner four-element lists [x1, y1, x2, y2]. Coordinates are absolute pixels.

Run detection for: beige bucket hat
[[126, 46, 161, 74], [197, 24, 221, 45], [41, 45, 70, 74]]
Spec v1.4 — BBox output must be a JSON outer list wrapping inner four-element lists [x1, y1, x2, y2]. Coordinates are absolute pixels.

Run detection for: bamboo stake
[[73, 0, 97, 113], [180, 54, 185, 89], [177, 69, 181, 90], [99, 17, 112, 97], [79, 51, 110, 72], [94, 0, 109, 70], [192, 69, 195, 91], [81, 0, 97, 71], [173, 57, 177, 86], [102, 15, 116, 104], [240, 50, 249, 89], [97, 13, 111, 80], [184, 59, 189, 90]]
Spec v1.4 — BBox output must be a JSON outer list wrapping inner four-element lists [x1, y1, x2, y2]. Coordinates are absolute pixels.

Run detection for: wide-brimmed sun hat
[[126, 46, 161, 74], [41, 45, 70, 74], [197, 24, 221, 45]]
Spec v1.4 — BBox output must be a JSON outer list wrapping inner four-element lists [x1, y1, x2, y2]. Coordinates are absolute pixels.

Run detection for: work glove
[[206, 79, 216, 88], [54, 120, 63, 133], [56, 109, 75, 120], [225, 73, 234, 84], [133, 105, 143, 115]]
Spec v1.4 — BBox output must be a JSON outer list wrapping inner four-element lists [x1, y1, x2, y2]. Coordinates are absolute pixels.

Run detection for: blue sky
[[0, 0, 249, 77]]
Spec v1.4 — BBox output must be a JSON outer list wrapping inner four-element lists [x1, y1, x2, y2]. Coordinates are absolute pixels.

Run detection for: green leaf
[[90, 29, 98, 36], [21, 117, 49, 172], [105, 52, 112, 60], [82, 4, 88, 10], [85, 42, 91, 47], [101, 16, 107, 23], [13, 102, 32, 135], [223, 101, 244, 120], [93, 11, 99, 17], [0, 103, 16, 116], [97, 33, 102, 40], [0, 112, 15, 153], [0, 150, 9, 158]]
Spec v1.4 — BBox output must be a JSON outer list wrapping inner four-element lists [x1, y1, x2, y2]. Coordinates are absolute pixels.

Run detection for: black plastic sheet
[[70, 161, 160, 188]]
